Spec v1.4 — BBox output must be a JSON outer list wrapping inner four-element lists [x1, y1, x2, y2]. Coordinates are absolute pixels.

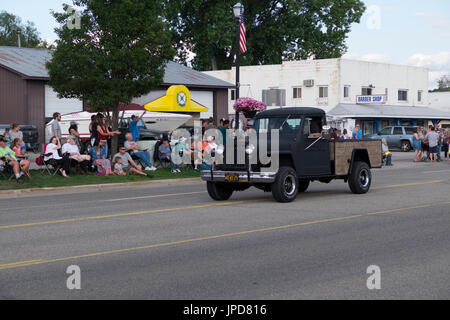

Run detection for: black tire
[[348, 161, 372, 194], [271, 167, 299, 203], [401, 140, 411, 152], [298, 180, 310, 193], [207, 182, 234, 201]]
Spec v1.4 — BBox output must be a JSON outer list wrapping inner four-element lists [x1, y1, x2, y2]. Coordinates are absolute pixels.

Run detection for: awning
[[144, 85, 208, 113], [328, 104, 450, 120]]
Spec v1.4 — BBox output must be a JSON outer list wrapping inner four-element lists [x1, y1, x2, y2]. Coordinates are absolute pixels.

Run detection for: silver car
[[364, 126, 418, 152]]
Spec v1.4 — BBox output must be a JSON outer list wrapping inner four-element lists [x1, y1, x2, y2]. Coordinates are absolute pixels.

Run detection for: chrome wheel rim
[[359, 169, 370, 188], [402, 143, 409, 151], [284, 175, 297, 196]]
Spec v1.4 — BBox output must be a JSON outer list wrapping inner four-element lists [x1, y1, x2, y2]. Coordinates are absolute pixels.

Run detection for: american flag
[[239, 8, 247, 54]]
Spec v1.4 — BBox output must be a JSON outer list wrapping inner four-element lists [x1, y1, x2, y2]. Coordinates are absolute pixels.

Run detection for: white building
[[205, 59, 450, 135], [429, 91, 450, 129], [429, 91, 450, 111]]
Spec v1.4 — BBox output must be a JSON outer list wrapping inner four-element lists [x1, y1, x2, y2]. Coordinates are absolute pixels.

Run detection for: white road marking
[[0, 191, 207, 210], [422, 169, 450, 174], [105, 191, 207, 202]]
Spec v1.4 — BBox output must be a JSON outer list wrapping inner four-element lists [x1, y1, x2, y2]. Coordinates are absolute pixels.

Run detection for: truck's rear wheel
[[207, 182, 234, 201], [271, 167, 298, 203], [348, 161, 371, 194]]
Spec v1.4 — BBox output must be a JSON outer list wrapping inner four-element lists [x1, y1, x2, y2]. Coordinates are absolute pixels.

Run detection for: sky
[[1, 0, 449, 88]]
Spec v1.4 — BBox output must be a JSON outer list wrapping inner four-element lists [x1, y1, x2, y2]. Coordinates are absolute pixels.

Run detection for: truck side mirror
[[321, 125, 331, 139]]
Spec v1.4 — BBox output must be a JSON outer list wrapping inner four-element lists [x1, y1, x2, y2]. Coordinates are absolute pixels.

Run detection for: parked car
[[117, 118, 167, 146], [0, 124, 39, 152], [364, 126, 418, 152]]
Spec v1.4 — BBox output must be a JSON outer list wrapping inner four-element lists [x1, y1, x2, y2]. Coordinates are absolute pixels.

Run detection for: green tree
[[47, 0, 175, 155], [437, 75, 450, 91], [163, 0, 365, 71], [0, 11, 42, 48]]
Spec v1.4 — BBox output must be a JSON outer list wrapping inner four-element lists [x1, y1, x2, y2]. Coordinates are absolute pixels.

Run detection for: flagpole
[[235, 15, 240, 130]]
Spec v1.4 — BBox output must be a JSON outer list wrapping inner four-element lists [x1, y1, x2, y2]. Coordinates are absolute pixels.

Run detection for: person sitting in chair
[[124, 133, 156, 171], [158, 139, 180, 173], [62, 136, 92, 174], [89, 140, 112, 176], [45, 136, 70, 177], [0, 136, 25, 183]]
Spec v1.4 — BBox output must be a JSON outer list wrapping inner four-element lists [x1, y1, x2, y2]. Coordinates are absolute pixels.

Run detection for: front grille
[[216, 164, 248, 171]]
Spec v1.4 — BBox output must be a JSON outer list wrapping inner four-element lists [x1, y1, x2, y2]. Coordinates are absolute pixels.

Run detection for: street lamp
[[233, 2, 244, 129]]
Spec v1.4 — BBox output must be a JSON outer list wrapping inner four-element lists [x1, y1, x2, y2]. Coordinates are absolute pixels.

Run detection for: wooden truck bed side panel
[[329, 141, 335, 161], [334, 140, 382, 175]]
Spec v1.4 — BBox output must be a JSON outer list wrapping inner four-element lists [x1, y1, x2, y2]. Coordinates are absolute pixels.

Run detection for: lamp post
[[233, 2, 243, 130]]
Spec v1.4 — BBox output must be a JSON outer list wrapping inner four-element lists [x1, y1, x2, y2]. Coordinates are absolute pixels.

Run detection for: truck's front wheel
[[271, 167, 299, 203], [207, 182, 234, 201], [348, 161, 372, 194]]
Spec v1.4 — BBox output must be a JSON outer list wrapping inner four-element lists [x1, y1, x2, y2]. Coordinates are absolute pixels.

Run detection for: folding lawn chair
[[128, 150, 146, 168], [36, 144, 61, 176], [153, 140, 171, 169]]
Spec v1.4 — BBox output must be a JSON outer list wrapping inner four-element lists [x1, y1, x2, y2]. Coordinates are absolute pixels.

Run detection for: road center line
[[422, 169, 450, 174], [1, 201, 449, 271], [0, 200, 252, 230], [372, 179, 444, 189], [0, 180, 445, 230]]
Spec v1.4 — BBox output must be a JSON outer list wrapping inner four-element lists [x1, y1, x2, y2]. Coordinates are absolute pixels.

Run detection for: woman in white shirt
[[62, 136, 92, 174], [45, 136, 69, 177]]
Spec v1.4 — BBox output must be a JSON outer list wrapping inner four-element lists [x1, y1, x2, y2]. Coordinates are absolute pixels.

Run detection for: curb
[[0, 177, 203, 198]]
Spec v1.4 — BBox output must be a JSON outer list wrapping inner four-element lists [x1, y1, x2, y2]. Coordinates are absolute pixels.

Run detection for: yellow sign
[[144, 85, 209, 113]]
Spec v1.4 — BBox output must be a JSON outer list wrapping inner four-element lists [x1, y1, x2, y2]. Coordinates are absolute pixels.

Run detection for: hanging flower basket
[[233, 97, 267, 118]]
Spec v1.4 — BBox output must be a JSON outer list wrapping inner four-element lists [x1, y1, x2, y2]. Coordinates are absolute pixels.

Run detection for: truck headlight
[[216, 145, 224, 155], [245, 144, 255, 155]]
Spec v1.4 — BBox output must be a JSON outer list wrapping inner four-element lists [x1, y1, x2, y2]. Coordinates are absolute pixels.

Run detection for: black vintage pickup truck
[[201, 107, 382, 203]]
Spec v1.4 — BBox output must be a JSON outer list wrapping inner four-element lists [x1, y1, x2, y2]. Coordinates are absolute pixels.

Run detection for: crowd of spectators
[[3, 113, 450, 184], [412, 124, 450, 163], [0, 114, 223, 184]]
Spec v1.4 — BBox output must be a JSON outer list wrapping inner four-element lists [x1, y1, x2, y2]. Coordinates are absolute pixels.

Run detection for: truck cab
[[201, 107, 382, 203]]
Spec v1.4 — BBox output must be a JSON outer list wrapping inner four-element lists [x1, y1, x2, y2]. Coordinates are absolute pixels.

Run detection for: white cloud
[[342, 53, 391, 63], [404, 52, 450, 89], [405, 52, 450, 69], [343, 52, 450, 89]]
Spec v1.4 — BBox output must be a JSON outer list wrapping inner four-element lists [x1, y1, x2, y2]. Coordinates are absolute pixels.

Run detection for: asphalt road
[[0, 153, 449, 300]]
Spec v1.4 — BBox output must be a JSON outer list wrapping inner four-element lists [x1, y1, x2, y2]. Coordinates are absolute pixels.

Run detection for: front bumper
[[200, 170, 277, 183]]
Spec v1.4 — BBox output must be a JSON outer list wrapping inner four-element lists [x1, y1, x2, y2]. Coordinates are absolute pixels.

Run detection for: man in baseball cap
[[130, 111, 147, 141]]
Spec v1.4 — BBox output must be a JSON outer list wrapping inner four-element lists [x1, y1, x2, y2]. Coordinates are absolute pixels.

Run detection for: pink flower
[[233, 97, 267, 113]]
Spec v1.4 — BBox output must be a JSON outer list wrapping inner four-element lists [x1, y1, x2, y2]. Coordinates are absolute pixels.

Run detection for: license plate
[[224, 174, 239, 182]]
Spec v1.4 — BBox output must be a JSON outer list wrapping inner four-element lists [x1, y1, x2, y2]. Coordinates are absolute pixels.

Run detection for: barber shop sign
[[356, 95, 387, 104]]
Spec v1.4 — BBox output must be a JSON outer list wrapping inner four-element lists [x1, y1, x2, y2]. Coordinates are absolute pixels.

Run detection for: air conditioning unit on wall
[[304, 80, 314, 87]]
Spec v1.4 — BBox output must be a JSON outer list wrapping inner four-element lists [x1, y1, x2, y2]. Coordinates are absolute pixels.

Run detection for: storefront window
[[361, 121, 376, 135]]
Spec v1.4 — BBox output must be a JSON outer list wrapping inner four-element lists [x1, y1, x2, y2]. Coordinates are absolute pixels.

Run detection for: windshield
[[255, 117, 302, 135]]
